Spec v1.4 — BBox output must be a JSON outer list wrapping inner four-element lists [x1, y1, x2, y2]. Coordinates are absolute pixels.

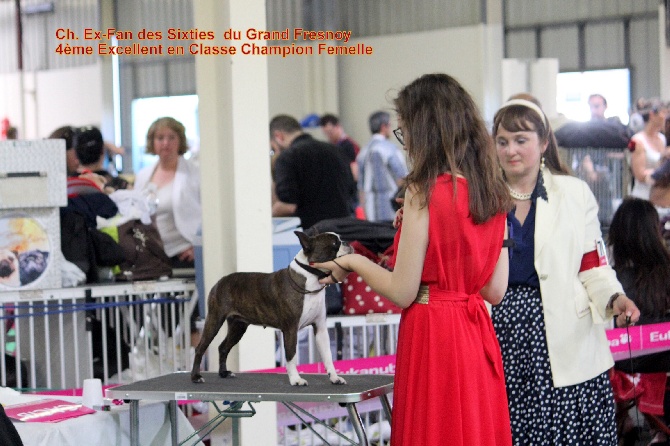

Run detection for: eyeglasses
[[393, 128, 404, 146]]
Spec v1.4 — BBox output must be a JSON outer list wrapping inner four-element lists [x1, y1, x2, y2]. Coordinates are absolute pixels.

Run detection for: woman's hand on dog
[[312, 255, 354, 285]]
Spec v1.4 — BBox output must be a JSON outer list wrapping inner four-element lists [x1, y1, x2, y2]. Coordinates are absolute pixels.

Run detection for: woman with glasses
[[313, 73, 514, 445], [490, 97, 639, 445]]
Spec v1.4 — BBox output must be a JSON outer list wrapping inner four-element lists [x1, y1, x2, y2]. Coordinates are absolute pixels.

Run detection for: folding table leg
[[232, 418, 240, 446], [345, 403, 369, 446], [130, 400, 139, 446], [380, 394, 392, 422], [168, 400, 178, 446]]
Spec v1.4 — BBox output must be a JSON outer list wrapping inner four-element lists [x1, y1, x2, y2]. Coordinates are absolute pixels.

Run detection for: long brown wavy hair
[[394, 73, 512, 223]]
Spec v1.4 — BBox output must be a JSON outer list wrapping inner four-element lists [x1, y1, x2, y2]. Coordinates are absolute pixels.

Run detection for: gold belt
[[414, 285, 429, 304]]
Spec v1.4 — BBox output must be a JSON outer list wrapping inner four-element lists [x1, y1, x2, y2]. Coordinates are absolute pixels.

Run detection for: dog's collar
[[294, 259, 331, 280]]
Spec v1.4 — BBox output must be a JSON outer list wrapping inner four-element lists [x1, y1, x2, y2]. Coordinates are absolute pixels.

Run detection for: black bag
[[306, 217, 397, 253], [554, 120, 629, 149], [60, 209, 99, 282], [325, 283, 343, 315], [115, 220, 173, 281], [88, 228, 126, 267]]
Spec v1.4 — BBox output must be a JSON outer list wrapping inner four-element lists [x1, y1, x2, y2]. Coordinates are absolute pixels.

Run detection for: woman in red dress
[[314, 73, 513, 445]]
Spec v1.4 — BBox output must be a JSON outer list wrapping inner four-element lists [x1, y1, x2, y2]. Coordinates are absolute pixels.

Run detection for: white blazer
[[134, 157, 202, 245], [534, 168, 623, 387]]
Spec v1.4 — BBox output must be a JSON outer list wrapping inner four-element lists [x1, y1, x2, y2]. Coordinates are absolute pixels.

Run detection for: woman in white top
[[629, 98, 669, 200], [134, 117, 202, 268]]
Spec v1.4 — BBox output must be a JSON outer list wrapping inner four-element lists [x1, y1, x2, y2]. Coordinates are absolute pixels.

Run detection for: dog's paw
[[329, 374, 347, 385], [219, 370, 236, 378], [290, 377, 308, 386], [191, 374, 204, 383]]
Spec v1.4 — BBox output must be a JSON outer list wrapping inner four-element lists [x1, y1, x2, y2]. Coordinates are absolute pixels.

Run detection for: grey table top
[[107, 372, 394, 404]]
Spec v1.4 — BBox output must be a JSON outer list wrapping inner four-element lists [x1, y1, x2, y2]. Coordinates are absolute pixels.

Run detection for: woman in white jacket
[[491, 98, 640, 445], [134, 117, 201, 268]]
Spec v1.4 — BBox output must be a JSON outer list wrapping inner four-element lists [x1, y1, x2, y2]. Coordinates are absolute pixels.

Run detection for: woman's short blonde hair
[[145, 117, 189, 155]]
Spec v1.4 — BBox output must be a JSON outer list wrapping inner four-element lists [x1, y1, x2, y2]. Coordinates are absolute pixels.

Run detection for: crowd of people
[[6, 73, 667, 445]]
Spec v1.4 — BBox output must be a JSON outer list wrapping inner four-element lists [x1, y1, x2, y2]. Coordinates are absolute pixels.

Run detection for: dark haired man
[[319, 113, 360, 181], [270, 114, 356, 229]]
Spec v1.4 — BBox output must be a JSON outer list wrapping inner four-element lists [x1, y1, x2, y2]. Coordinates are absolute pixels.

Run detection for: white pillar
[[194, 1, 277, 444], [660, 3, 670, 100]]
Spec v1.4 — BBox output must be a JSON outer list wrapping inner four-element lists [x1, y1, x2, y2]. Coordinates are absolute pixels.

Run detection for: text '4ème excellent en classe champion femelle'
[[53, 27, 373, 57]]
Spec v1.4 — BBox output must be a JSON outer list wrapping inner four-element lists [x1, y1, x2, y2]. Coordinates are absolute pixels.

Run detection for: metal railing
[[0, 279, 196, 391]]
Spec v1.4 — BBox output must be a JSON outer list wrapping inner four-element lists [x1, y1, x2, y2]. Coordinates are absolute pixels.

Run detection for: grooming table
[[107, 371, 394, 446]]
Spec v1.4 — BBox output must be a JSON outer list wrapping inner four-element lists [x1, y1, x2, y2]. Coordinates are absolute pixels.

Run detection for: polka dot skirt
[[491, 285, 617, 446]]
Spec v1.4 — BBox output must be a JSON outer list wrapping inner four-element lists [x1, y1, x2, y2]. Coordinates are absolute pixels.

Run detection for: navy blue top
[[508, 197, 540, 288]]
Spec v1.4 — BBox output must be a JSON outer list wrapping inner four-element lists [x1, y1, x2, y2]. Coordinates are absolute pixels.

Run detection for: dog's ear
[[294, 231, 313, 253]]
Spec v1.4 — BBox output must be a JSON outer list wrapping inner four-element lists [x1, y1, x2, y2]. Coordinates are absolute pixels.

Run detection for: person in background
[[609, 197, 670, 334], [5, 126, 18, 140], [608, 196, 670, 444], [357, 111, 408, 222], [50, 125, 119, 283], [490, 97, 639, 445], [49, 125, 83, 177], [319, 113, 361, 181], [134, 117, 201, 269], [0, 403, 23, 445], [589, 93, 608, 121], [270, 114, 356, 230], [74, 126, 128, 191], [313, 73, 513, 445], [628, 98, 669, 201], [48, 125, 111, 197]]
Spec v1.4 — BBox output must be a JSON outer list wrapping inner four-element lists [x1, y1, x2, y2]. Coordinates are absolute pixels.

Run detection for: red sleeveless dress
[[390, 174, 512, 446]]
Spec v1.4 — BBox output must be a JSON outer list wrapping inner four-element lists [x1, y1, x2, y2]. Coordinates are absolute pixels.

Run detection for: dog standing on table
[[191, 231, 352, 386]]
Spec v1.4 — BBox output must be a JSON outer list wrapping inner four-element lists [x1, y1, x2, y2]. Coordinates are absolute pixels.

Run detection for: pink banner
[[607, 321, 670, 361], [251, 354, 396, 375], [4, 399, 95, 423], [257, 322, 670, 375]]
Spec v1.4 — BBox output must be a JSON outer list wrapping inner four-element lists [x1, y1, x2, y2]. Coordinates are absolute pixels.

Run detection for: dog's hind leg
[[217, 318, 249, 378], [283, 328, 307, 386], [191, 312, 226, 383], [313, 321, 346, 385]]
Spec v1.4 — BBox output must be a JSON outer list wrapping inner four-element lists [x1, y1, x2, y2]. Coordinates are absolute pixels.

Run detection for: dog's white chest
[[298, 290, 325, 329]]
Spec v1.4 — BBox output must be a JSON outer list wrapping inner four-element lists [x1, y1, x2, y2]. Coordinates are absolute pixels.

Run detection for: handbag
[[342, 241, 401, 315], [114, 220, 173, 281], [88, 228, 126, 267]]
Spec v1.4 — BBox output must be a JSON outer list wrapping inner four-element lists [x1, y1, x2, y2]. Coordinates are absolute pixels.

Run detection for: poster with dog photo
[[0, 215, 51, 289]]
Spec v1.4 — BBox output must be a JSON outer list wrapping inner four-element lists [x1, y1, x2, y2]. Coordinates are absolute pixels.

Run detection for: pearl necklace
[[507, 184, 532, 201]]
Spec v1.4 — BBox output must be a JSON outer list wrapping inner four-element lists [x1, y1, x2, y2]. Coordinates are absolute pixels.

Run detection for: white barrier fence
[[1, 280, 399, 445], [0, 279, 196, 391]]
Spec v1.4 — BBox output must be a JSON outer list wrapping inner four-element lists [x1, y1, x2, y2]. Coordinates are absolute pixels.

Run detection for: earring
[[540, 154, 546, 170]]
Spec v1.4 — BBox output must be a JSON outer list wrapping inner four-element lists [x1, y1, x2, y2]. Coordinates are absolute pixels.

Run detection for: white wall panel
[[338, 25, 502, 146], [505, 0, 657, 27], [506, 30, 536, 59], [0, 3, 19, 73], [134, 63, 167, 98], [630, 16, 660, 100], [541, 27, 579, 71], [167, 58, 196, 96], [585, 22, 625, 69]]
